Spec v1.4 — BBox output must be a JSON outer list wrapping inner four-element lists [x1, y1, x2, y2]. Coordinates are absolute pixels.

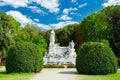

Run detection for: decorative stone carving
[[44, 30, 76, 65]]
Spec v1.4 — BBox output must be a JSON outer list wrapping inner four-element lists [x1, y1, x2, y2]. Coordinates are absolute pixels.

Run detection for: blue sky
[[0, 0, 120, 29]]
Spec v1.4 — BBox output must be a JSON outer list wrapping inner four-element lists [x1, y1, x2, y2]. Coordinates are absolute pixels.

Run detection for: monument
[[44, 30, 76, 65]]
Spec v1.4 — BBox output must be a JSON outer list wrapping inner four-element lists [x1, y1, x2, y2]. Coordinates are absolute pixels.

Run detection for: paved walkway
[[31, 68, 83, 80]]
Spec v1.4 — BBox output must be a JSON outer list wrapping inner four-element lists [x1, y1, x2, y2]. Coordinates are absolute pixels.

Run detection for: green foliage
[[6, 42, 43, 73], [117, 57, 120, 67], [103, 5, 120, 55], [55, 24, 78, 46], [40, 30, 51, 48], [14, 25, 47, 55], [0, 11, 20, 59], [44, 64, 75, 68], [67, 64, 75, 68], [76, 42, 118, 75], [74, 24, 84, 51], [41, 24, 79, 49], [44, 64, 64, 68], [80, 13, 111, 42], [80, 5, 120, 56]]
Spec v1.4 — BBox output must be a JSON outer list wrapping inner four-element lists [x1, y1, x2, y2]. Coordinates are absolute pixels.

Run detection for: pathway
[[31, 68, 84, 80]]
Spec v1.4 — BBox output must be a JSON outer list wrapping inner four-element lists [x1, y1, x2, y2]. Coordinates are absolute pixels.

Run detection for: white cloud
[[50, 21, 78, 29], [6, 10, 77, 30], [0, 0, 60, 13], [28, 6, 45, 15], [71, 0, 76, 3], [70, 12, 82, 16], [102, 0, 120, 7], [78, 3, 88, 8], [34, 23, 51, 30], [58, 15, 72, 20], [63, 7, 77, 15], [58, 7, 77, 21], [31, 0, 60, 13], [0, 0, 29, 8], [33, 18, 40, 22], [6, 11, 32, 26], [6, 10, 51, 29]]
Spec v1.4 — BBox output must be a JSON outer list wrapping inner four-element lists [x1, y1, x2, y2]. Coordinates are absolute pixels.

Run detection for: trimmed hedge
[[76, 42, 118, 75], [6, 42, 43, 73]]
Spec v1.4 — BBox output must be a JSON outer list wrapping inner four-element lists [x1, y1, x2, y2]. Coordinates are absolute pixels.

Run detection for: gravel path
[[31, 68, 83, 80]]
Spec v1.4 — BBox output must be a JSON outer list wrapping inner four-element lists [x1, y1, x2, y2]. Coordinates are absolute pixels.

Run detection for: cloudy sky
[[0, 0, 120, 29]]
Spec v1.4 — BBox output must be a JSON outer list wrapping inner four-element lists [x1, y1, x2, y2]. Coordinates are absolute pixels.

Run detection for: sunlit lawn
[[0, 67, 35, 80], [83, 70, 120, 80]]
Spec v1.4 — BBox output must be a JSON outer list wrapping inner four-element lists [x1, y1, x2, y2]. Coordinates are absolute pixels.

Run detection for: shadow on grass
[[0, 69, 7, 74], [0, 71, 7, 74]]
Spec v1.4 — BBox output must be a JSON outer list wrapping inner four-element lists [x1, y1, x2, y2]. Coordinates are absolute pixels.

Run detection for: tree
[[55, 24, 78, 46], [80, 5, 120, 56], [40, 30, 51, 48], [14, 25, 47, 55], [101, 5, 120, 56], [74, 24, 83, 51], [80, 13, 111, 42], [0, 11, 20, 63]]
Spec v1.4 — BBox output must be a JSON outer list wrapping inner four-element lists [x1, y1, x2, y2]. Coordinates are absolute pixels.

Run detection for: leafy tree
[[101, 5, 120, 56], [40, 24, 79, 47], [0, 11, 20, 62], [80, 5, 120, 56], [55, 24, 78, 46], [80, 13, 111, 42], [40, 30, 51, 48], [14, 25, 47, 55], [74, 24, 83, 51]]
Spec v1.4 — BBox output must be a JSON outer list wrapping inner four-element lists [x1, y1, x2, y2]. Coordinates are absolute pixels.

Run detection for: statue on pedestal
[[44, 30, 76, 65]]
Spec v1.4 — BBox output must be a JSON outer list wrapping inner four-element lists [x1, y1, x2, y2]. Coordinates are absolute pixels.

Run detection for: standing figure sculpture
[[50, 30, 55, 46]]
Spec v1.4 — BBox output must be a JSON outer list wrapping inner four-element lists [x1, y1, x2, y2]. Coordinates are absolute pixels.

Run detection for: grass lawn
[[0, 67, 35, 80], [83, 70, 120, 80], [0, 66, 120, 80]]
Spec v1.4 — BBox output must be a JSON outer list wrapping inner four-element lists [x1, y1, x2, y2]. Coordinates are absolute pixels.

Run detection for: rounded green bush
[[6, 42, 43, 73], [76, 42, 118, 75]]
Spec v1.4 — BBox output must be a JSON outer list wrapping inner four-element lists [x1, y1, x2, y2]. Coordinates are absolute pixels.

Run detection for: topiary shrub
[[76, 42, 118, 75], [6, 42, 43, 73]]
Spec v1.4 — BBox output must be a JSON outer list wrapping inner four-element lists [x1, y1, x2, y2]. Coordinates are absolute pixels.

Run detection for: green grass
[[0, 68, 35, 80], [83, 70, 120, 80]]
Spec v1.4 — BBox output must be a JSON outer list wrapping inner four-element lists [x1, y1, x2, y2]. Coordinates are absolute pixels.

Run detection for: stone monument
[[44, 30, 76, 65]]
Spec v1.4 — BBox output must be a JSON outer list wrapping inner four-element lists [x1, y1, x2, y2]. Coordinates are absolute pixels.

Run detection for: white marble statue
[[44, 30, 76, 65]]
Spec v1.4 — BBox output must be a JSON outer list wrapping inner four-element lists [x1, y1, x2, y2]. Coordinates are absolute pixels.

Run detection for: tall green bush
[[76, 42, 118, 75], [6, 42, 43, 73]]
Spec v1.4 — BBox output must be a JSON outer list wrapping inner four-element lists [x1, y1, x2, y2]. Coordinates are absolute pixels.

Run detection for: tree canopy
[[14, 24, 47, 55], [80, 5, 120, 56], [0, 11, 20, 59]]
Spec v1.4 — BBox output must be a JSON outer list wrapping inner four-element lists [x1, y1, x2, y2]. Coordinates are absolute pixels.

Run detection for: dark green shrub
[[44, 64, 64, 68], [67, 64, 75, 68], [117, 57, 120, 67], [6, 42, 43, 73], [76, 42, 118, 75]]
